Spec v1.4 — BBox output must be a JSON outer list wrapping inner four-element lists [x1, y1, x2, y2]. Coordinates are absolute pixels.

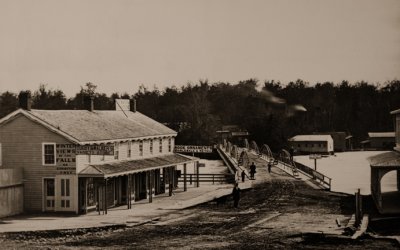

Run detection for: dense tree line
[[0, 80, 399, 151]]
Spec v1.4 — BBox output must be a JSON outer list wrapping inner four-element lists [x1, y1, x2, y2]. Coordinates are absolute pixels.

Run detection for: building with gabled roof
[[0, 95, 197, 215], [361, 132, 395, 150], [288, 134, 334, 154]]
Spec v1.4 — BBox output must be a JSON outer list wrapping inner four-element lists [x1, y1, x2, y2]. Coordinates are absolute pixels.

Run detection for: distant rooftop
[[390, 108, 400, 115], [289, 135, 333, 142], [368, 132, 395, 138]]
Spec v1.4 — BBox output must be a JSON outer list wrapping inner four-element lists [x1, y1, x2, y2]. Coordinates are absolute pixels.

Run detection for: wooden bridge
[[216, 139, 332, 190]]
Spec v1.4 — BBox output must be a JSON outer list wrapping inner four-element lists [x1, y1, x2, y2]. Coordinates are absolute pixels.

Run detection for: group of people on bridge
[[232, 160, 273, 208]]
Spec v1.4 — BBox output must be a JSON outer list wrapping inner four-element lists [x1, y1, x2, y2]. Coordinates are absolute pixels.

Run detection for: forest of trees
[[1, 79, 399, 151]]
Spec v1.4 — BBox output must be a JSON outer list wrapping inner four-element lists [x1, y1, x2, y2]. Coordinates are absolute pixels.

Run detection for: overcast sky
[[1, 0, 399, 97]]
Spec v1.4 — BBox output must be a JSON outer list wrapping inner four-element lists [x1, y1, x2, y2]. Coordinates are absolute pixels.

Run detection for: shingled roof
[[0, 109, 176, 143], [369, 151, 400, 169], [79, 154, 196, 178]]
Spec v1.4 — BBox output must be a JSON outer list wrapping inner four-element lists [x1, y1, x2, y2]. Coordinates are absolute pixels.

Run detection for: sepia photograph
[[0, 0, 400, 249]]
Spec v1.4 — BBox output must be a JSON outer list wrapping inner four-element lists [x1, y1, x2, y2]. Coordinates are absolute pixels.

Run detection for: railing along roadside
[[257, 151, 331, 190], [293, 161, 331, 190], [178, 173, 235, 184]]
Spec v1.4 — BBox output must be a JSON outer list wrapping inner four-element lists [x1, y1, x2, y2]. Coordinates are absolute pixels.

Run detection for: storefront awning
[[368, 151, 400, 169], [79, 154, 198, 178]]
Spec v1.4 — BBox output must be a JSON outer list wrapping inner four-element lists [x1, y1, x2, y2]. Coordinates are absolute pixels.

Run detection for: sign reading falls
[[56, 144, 115, 174]]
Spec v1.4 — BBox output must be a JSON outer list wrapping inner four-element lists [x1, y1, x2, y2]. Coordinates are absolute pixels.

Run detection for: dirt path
[[1, 179, 398, 249]]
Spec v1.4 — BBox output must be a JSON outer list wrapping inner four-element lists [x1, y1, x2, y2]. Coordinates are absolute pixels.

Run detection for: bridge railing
[[218, 142, 331, 190], [260, 151, 331, 191], [293, 161, 332, 190]]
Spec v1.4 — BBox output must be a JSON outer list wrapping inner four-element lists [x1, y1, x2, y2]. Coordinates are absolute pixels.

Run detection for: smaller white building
[[288, 135, 334, 154]]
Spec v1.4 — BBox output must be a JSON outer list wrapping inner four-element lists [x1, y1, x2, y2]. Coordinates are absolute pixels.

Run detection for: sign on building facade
[[174, 145, 213, 153], [56, 144, 115, 174]]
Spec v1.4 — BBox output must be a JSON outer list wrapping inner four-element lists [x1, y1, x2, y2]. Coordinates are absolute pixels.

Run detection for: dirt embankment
[[1, 180, 399, 249]]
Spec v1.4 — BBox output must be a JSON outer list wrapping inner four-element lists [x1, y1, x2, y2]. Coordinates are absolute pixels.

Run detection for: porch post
[[183, 163, 187, 192], [126, 175, 130, 209], [97, 183, 100, 215], [85, 178, 88, 214], [149, 171, 153, 203], [169, 167, 173, 196], [397, 170, 400, 191], [131, 174, 136, 204], [104, 179, 108, 215]]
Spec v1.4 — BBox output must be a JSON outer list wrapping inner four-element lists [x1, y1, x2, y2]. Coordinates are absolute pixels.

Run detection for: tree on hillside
[[0, 91, 18, 118], [32, 84, 67, 109]]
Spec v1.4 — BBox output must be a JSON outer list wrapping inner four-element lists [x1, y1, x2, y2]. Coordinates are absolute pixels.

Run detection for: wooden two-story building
[[0, 96, 197, 214], [288, 134, 334, 155]]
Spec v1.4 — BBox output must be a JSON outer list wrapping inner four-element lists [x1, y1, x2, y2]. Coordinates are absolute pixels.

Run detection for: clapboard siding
[[0, 115, 70, 212]]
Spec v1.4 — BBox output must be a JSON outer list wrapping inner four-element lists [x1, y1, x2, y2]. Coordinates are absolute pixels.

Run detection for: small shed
[[288, 135, 334, 154], [369, 151, 400, 214]]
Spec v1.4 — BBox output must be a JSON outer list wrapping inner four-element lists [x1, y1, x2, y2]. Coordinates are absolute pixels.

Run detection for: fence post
[[196, 161, 200, 188], [355, 189, 362, 227], [358, 188, 362, 224], [183, 163, 187, 192]]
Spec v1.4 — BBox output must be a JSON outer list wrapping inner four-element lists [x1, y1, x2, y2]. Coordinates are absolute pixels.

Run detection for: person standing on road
[[241, 170, 246, 182], [232, 182, 241, 208], [249, 162, 256, 179], [267, 162, 272, 173]]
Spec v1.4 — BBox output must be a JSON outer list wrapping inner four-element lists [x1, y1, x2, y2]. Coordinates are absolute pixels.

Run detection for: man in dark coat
[[249, 162, 256, 179], [241, 170, 246, 182], [232, 183, 241, 208]]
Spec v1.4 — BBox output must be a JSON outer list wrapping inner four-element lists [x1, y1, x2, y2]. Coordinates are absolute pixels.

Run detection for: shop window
[[87, 178, 95, 206], [159, 139, 163, 153], [42, 143, 56, 165], [139, 141, 143, 156], [150, 140, 153, 154], [168, 138, 172, 152]]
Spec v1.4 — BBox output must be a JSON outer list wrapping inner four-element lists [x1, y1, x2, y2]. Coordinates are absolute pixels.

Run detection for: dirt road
[[1, 179, 398, 249]]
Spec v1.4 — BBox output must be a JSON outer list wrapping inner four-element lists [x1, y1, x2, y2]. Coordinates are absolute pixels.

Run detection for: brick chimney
[[130, 98, 137, 112], [18, 91, 32, 110], [83, 95, 94, 112]]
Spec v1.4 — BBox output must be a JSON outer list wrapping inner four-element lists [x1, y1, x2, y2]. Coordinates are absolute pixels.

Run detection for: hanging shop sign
[[174, 145, 213, 153], [76, 145, 114, 155]]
